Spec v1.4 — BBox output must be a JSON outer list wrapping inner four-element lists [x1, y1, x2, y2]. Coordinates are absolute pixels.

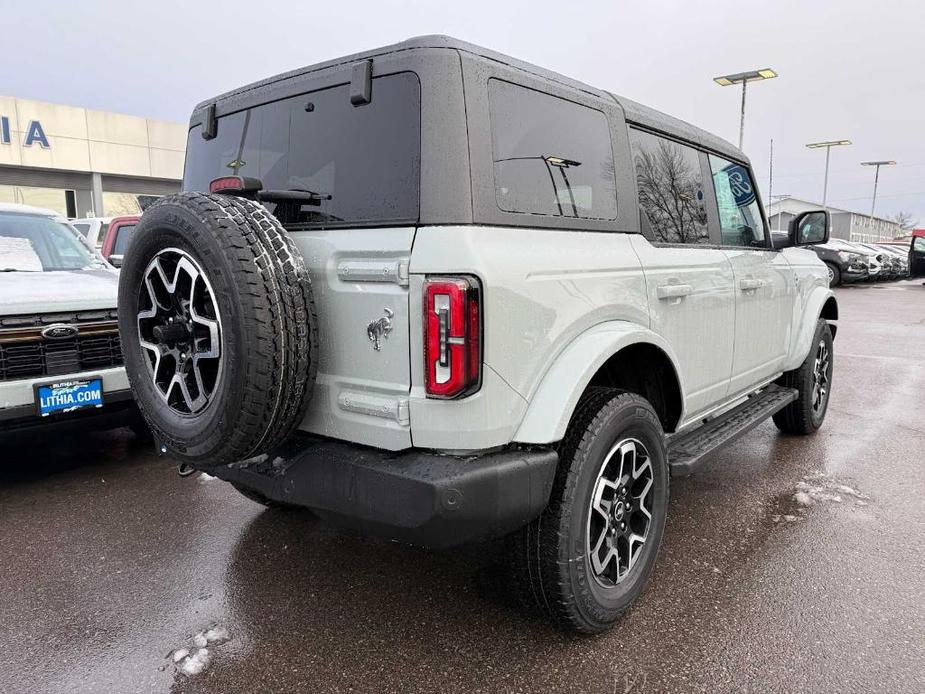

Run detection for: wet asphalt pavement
[[1, 280, 923, 694]]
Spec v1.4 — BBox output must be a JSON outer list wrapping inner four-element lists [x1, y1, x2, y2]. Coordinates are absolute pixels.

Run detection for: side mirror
[[109, 254, 123, 268], [789, 210, 830, 246]]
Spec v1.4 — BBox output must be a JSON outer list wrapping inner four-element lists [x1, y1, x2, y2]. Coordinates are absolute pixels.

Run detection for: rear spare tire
[[117, 192, 317, 468]]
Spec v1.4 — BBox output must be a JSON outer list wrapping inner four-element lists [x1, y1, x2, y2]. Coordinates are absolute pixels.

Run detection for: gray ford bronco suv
[[118, 36, 837, 633]]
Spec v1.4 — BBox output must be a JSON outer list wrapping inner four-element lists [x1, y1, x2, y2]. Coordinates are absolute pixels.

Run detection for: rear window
[[183, 72, 421, 229], [488, 79, 617, 220]]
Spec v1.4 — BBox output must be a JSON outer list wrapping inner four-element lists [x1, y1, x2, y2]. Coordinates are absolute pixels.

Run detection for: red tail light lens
[[209, 176, 245, 193], [423, 276, 481, 399]]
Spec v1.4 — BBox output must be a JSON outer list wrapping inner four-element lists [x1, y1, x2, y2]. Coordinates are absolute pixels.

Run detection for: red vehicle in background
[[100, 215, 140, 268], [910, 229, 925, 279]]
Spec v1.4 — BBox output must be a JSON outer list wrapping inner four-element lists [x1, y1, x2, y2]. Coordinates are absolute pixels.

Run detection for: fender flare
[[513, 321, 684, 444], [783, 288, 838, 372]]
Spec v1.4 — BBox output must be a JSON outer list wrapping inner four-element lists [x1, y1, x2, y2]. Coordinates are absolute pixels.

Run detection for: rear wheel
[[117, 192, 318, 468], [773, 319, 834, 434], [510, 388, 669, 633], [825, 262, 841, 287]]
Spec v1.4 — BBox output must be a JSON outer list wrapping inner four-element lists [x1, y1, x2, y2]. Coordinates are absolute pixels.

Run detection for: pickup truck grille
[[0, 311, 123, 382]]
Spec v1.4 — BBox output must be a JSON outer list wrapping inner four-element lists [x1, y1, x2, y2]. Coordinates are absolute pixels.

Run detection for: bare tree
[[634, 140, 709, 244], [891, 211, 917, 232]]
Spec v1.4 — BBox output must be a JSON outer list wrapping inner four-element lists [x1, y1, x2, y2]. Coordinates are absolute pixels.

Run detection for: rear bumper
[[209, 434, 559, 549]]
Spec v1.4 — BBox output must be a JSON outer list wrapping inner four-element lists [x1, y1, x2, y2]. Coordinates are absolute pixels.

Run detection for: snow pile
[[170, 624, 231, 677], [198, 472, 217, 482]]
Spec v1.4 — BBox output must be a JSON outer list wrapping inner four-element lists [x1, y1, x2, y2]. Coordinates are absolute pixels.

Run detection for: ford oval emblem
[[41, 324, 78, 340]]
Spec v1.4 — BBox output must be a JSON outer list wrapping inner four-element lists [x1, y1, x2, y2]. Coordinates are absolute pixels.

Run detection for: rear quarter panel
[[408, 226, 649, 450]]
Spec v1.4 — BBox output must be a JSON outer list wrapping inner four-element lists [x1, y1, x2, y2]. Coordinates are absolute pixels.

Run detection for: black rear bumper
[[210, 434, 559, 549]]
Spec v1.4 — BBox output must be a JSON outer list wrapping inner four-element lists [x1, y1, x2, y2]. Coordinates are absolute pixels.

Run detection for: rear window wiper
[[209, 177, 331, 207], [258, 189, 332, 207]]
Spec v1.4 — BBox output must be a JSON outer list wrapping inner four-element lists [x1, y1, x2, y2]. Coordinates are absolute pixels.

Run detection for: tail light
[[423, 276, 481, 399]]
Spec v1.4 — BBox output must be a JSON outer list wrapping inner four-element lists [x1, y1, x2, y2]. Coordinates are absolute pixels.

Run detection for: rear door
[[183, 71, 422, 450], [628, 129, 735, 420], [910, 234, 925, 277], [706, 153, 795, 394]]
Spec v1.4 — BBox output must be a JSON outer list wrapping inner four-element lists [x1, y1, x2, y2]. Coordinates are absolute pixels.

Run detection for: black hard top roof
[[195, 35, 745, 163]]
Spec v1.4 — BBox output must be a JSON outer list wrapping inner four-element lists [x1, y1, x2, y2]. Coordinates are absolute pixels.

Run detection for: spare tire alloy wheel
[[137, 249, 222, 415]]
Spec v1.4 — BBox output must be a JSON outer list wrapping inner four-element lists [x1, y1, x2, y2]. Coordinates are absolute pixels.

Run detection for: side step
[[667, 384, 798, 477]]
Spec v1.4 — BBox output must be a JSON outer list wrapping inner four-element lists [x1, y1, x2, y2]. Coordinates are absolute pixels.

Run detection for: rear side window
[[708, 154, 767, 248], [488, 79, 616, 220], [629, 129, 709, 245], [112, 224, 136, 255], [183, 72, 421, 229]]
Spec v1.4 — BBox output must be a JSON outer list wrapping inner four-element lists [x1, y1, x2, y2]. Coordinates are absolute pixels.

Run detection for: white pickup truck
[[0, 203, 137, 433], [118, 36, 837, 633]]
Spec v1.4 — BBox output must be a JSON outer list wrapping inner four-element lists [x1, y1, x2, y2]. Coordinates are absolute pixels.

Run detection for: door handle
[[738, 278, 764, 291], [656, 283, 693, 300]]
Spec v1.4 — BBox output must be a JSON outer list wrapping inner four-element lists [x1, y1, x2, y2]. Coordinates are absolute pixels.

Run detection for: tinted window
[[629, 129, 709, 244], [488, 79, 616, 220], [73, 222, 91, 237], [708, 154, 767, 247], [183, 72, 421, 229], [113, 224, 137, 255], [0, 214, 96, 272]]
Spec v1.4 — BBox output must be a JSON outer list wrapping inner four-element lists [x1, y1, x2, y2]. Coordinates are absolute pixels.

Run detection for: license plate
[[34, 377, 105, 417]]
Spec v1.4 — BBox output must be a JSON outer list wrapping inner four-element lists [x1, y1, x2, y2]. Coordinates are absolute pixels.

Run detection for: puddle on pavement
[[769, 472, 870, 524]]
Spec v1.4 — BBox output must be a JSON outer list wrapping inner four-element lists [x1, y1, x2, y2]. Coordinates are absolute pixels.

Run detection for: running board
[[667, 385, 798, 477]]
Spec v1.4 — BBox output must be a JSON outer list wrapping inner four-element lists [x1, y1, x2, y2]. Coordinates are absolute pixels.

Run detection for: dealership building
[[767, 196, 903, 243], [0, 95, 186, 218]]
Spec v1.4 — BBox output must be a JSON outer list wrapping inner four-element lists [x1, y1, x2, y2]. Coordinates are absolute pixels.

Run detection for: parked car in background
[[911, 229, 925, 278], [874, 244, 909, 278], [70, 217, 113, 249], [837, 241, 882, 280], [0, 203, 141, 434], [100, 215, 140, 268], [806, 241, 868, 287]]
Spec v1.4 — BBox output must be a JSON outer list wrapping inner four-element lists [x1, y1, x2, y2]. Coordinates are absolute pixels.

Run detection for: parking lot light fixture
[[860, 160, 896, 218], [713, 69, 778, 150], [806, 140, 852, 209]]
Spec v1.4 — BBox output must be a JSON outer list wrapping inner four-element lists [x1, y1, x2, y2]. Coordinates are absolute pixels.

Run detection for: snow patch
[[172, 648, 189, 663], [178, 648, 211, 676], [198, 473, 217, 482], [170, 624, 231, 677]]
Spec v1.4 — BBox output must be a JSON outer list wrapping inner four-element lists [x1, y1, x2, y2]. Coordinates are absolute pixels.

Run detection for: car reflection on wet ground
[[1, 280, 923, 694]]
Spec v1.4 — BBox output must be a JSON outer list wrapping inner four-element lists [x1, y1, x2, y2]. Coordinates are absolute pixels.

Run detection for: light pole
[[860, 160, 896, 218], [714, 68, 778, 150], [806, 140, 851, 209]]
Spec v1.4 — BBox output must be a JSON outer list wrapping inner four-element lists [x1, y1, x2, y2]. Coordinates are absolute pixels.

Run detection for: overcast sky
[[7, 0, 924, 225]]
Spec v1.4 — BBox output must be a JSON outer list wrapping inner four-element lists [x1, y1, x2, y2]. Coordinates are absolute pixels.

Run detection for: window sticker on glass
[[709, 154, 767, 248]]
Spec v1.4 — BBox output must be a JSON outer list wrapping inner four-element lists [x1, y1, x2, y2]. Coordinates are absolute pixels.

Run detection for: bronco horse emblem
[[367, 308, 394, 351]]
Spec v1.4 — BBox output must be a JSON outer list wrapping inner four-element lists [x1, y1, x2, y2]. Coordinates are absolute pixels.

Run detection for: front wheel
[[825, 262, 841, 288], [773, 319, 834, 434], [510, 388, 669, 633]]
